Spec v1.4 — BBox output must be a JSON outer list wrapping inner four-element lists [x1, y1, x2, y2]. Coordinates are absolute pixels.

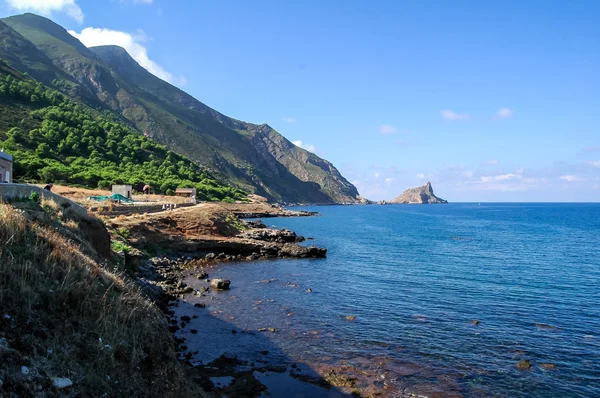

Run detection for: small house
[[0, 150, 13, 183], [112, 185, 132, 200], [175, 188, 197, 203]]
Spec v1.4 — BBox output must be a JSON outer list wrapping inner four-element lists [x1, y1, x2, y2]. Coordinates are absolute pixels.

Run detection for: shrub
[[29, 191, 40, 203]]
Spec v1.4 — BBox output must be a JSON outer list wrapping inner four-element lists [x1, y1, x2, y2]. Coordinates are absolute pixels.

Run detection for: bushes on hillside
[[0, 72, 247, 202]]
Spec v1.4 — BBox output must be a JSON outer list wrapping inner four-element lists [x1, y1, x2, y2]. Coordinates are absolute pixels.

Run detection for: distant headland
[[388, 181, 448, 204]]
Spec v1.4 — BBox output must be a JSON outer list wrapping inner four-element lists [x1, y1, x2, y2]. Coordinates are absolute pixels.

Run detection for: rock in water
[[52, 377, 73, 389], [210, 279, 231, 290], [389, 181, 448, 204], [516, 359, 532, 369]]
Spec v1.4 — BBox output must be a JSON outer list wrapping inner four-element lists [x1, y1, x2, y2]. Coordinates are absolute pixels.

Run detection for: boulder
[[52, 377, 73, 389], [210, 278, 231, 290]]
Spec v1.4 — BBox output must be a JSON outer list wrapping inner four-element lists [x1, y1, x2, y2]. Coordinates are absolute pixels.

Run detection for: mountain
[[389, 182, 448, 204], [0, 13, 360, 204]]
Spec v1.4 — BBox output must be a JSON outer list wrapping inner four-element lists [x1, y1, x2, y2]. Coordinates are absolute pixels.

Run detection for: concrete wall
[[0, 183, 88, 218]]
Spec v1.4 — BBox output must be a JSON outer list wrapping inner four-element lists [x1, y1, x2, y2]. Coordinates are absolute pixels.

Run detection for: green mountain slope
[[1, 13, 360, 204], [0, 60, 246, 201]]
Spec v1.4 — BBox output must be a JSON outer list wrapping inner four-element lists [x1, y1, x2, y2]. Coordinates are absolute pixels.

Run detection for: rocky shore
[[103, 202, 359, 396]]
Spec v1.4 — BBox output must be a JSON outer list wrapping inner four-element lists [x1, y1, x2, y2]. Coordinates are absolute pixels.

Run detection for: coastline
[[110, 201, 365, 396], [116, 201, 430, 397]]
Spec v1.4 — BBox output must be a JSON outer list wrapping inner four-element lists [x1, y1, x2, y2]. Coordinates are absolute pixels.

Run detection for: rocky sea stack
[[389, 181, 448, 204]]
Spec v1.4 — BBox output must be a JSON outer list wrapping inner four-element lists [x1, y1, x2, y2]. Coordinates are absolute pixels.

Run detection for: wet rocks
[[239, 228, 305, 243], [279, 243, 327, 258], [196, 270, 208, 279], [344, 316, 357, 321], [210, 279, 231, 290], [541, 363, 556, 369], [264, 364, 287, 373]]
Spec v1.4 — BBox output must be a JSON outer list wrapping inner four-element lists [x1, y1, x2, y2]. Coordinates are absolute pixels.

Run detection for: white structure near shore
[[112, 185, 133, 200], [0, 150, 13, 183]]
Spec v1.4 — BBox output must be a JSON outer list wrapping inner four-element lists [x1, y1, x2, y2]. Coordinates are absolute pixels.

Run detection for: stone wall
[[0, 183, 88, 218]]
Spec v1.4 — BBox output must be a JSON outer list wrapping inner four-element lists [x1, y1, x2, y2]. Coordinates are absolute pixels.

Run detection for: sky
[[1, 0, 599, 202]]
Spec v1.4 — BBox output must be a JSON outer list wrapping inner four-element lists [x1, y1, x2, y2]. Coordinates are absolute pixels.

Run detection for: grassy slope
[[0, 201, 198, 397]]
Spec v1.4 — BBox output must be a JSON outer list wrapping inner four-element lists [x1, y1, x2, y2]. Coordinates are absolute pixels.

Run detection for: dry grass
[[0, 203, 197, 397], [35, 185, 191, 204]]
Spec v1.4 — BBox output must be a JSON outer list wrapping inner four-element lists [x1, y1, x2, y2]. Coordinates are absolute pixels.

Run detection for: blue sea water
[[190, 203, 600, 397]]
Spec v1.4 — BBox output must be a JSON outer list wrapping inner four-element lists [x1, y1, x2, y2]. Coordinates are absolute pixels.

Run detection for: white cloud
[[587, 160, 600, 168], [462, 171, 474, 177], [379, 124, 397, 135], [282, 117, 296, 123], [384, 177, 393, 185], [559, 175, 583, 182], [374, 172, 380, 179], [68, 27, 186, 86], [483, 159, 498, 165], [416, 173, 425, 179], [495, 108, 514, 119], [441, 110, 469, 121], [495, 173, 516, 181], [6, 0, 83, 23], [292, 140, 316, 153]]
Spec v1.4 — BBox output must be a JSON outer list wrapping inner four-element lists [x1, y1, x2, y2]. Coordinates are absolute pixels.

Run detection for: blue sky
[[2, 0, 599, 201]]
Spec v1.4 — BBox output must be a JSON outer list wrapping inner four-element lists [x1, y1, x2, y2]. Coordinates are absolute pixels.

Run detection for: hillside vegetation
[[0, 61, 246, 202], [1, 13, 360, 204], [0, 201, 197, 397]]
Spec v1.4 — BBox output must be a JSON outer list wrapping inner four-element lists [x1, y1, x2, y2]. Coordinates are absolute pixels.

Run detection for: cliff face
[[389, 182, 448, 204], [0, 14, 360, 204]]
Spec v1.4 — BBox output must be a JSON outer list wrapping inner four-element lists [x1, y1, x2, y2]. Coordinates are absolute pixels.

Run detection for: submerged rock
[[52, 377, 73, 389], [516, 359, 532, 369]]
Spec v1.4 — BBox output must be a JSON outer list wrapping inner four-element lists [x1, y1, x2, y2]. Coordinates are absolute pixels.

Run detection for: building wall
[[0, 157, 12, 183], [112, 185, 132, 199]]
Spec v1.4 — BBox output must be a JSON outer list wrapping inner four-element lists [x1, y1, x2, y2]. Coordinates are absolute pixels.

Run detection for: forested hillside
[[0, 61, 246, 202]]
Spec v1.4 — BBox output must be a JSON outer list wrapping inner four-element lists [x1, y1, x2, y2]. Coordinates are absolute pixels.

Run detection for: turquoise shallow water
[[196, 203, 600, 397]]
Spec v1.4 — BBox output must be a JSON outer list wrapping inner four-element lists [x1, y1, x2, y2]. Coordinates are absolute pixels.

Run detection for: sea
[[178, 203, 600, 397]]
